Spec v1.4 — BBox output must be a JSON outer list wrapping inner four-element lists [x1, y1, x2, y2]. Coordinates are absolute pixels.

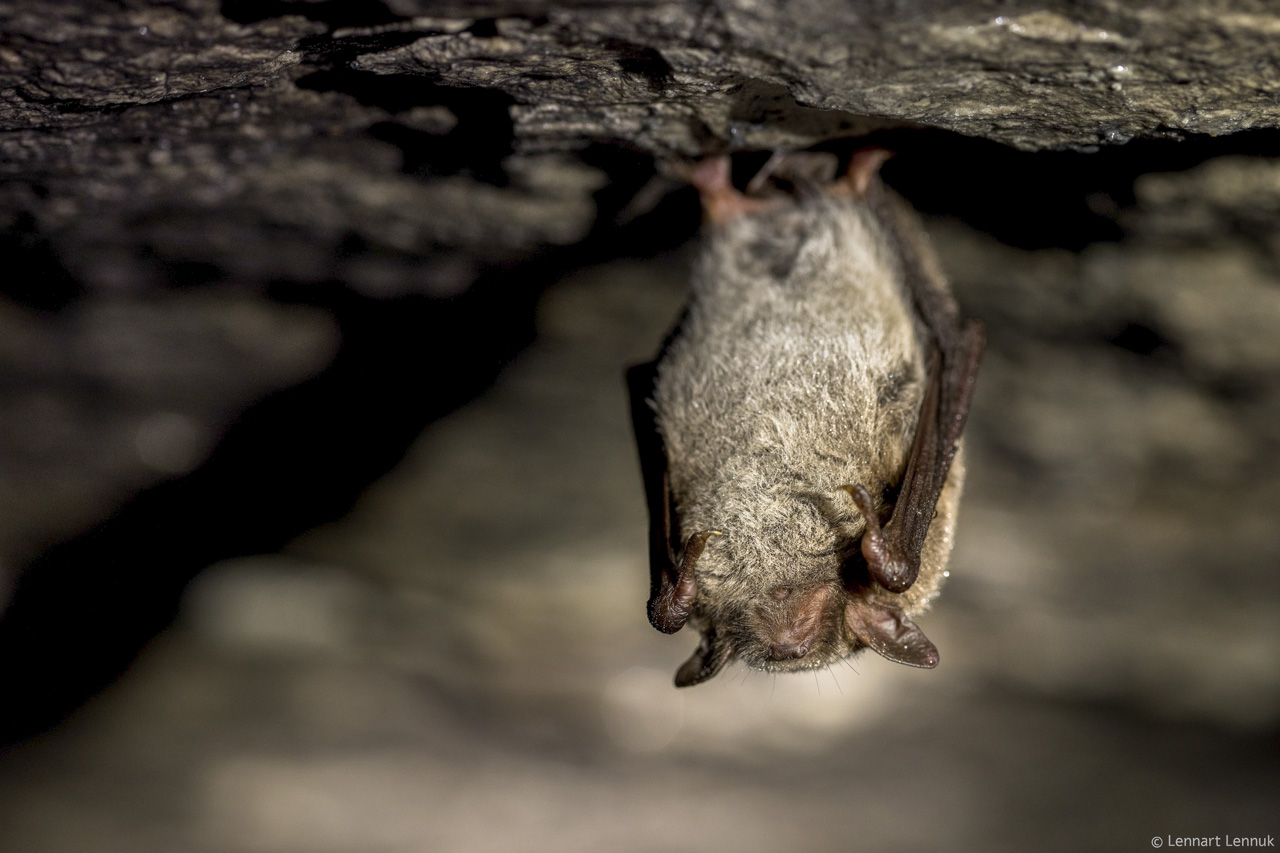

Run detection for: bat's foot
[[686, 156, 773, 224], [829, 147, 894, 199], [686, 150, 889, 220]]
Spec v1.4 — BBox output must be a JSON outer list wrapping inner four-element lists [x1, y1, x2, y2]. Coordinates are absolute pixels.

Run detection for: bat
[[627, 149, 984, 687]]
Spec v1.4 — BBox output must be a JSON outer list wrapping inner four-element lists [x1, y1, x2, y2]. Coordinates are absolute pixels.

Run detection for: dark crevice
[[808, 127, 1280, 251], [606, 40, 674, 90], [295, 69, 462, 114], [369, 120, 511, 186], [0, 211, 84, 312], [220, 0, 404, 28], [578, 143, 701, 256], [1109, 322, 1173, 358], [297, 70, 516, 186], [157, 260, 225, 288], [467, 19, 503, 38]]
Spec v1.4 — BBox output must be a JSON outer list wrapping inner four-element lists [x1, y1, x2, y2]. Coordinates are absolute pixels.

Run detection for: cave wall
[[5, 0, 1280, 303], [1, 3, 1279, 848]]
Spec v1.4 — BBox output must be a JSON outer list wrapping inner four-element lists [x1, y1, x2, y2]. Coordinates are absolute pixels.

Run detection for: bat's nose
[[763, 583, 835, 661], [768, 641, 810, 661]]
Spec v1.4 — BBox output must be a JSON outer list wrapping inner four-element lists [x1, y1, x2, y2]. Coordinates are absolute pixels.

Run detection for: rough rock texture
[[10, 0, 1280, 152], [363, 0, 1280, 153], [0, 1, 319, 127], [4, 0, 1280, 306], [2, 0, 1280, 850]]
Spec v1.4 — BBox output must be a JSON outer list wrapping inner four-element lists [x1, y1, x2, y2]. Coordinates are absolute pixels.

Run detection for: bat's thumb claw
[[842, 484, 919, 593], [870, 551, 918, 594]]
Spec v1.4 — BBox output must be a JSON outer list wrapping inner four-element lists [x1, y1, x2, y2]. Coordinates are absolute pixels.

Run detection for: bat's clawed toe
[[864, 545, 917, 594], [834, 147, 894, 198], [687, 156, 773, 224]]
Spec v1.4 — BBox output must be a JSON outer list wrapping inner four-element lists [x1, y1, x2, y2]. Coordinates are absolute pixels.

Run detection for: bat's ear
[[844, 597, 939, 669], [675, 630, 732, 687], [836, 147, 894, 198]]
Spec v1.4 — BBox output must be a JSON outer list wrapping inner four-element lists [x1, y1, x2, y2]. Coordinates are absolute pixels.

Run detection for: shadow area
[[0, 273, 543, 745], [0, 142, 698, 747]]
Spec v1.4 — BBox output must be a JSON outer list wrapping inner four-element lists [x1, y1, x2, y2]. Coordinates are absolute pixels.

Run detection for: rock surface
[[1, 1, 1279, 851], [4, 0, 1280, 306], [8, 0, 1280, 151]]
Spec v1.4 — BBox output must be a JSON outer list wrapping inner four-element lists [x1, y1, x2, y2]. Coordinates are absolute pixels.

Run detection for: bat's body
[[629, 152, 983, 686]]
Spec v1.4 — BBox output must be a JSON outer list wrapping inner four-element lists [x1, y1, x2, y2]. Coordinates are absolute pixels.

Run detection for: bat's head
[[654, 453, 950, 687], [675, 578, 939, 687], [710, 581, 845, 676]]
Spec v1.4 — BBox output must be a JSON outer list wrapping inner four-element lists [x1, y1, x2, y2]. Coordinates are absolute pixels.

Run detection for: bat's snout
[[761, 584, 835, 662], [768, 640, 812, 661]]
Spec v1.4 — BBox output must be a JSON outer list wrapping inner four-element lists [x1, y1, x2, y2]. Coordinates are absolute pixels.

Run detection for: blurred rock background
[[1, 1, 1278, 851]]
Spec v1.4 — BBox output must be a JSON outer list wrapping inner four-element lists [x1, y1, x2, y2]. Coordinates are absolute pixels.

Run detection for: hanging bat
[[627, 149, 984, 687]]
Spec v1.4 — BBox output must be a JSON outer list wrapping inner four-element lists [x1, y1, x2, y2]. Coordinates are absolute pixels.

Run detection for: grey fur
[[650, 184, 966, 679]]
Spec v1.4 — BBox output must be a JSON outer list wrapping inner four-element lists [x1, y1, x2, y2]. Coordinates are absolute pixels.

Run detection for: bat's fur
[[652, 188, 965, 676]]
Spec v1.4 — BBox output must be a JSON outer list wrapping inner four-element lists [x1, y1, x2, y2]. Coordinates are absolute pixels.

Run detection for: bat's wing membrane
[[627, 360, 707, 635], [856, 169, 986, 594]]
